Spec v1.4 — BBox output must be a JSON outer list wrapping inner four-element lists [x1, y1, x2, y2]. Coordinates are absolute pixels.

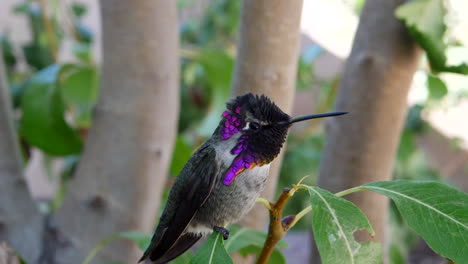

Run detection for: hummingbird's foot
[[213, 226, 229, 240]]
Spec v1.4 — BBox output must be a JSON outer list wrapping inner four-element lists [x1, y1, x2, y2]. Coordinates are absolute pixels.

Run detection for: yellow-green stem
[[289, 205, 312, 228], [82, 233, 120, 264]]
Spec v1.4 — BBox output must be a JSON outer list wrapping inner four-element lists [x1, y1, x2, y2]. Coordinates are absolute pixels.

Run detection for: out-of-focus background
[[0, 0, 467, 263]]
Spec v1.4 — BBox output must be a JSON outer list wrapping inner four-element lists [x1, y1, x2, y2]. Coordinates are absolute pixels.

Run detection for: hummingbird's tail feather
[[140, 233, 202, 264]]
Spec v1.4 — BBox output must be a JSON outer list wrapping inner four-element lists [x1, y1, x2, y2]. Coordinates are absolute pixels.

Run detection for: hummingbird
[[139, 93, 346, 264]]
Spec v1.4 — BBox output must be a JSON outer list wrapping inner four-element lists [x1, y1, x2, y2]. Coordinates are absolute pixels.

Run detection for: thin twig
[[39, 0, 59, 61]]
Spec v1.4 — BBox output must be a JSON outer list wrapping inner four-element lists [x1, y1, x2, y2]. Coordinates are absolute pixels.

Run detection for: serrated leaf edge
[[309, 187, 355, 263]]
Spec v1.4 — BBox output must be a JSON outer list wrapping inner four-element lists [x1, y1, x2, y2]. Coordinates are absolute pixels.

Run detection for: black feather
[[149, 233, 202, 264], [139, 145, 218, 263], [227, 93, 291, 163]]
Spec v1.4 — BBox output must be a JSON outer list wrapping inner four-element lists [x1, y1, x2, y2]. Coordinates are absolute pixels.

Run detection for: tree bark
[[52, 1, 180, 263], [311, 0, 421, 262], [0, 48, 45, 263], [0, 243, 22, 264], [232, 0, 303, 229], [230, 0, 303, 261]]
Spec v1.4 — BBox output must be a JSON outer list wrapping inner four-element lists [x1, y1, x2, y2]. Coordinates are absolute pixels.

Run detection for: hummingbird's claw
[[213, 226, 230, 240]]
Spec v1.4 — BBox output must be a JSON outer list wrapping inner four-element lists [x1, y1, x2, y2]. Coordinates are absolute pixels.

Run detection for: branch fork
[[255, 177, 312, 264]]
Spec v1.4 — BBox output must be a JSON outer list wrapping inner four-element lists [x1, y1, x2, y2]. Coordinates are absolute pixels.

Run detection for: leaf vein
[[368, 186, 468, 230], [310, 188, 355, 264], [208, 234, 219, 264]]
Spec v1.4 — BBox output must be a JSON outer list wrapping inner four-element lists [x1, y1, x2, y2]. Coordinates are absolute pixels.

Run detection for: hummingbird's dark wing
[[139, 144, 218, 264]]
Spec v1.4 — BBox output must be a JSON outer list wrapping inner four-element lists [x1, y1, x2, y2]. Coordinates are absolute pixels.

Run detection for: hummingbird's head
[[219, 93, 346, 185]]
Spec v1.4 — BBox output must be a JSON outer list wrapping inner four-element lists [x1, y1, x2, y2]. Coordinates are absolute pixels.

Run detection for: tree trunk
[[52, 1, 180, 263], [0, 243, 22, 264], [311, 0, 421, 262], [230, 0, 303, 261], [0, 48, 45, 263], [232, 0, 303, 229]]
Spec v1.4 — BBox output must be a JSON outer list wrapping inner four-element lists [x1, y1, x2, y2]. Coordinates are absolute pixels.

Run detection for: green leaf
[[23, 43, 54, 70], [170, 251, 193, 264], [443, 63, 468, 74], [71, 2, 87, 18], [238, 245, 286, 264], [396, 0, 468, 74], [387, 201, 420, 264], [397, 130, 416, 162], [1, 35, 17, 67], [72, 42, 93, 63], [197, 49, 233, 90], [427, 75, 448, 100], [396, 0, 446, 70], [306, 186, 381, 264], [59, 64, 99, 128], [60, 65, 98, 105], [224, 226, 288, 253], [362, 181, 468, 263], [403, 104, 426, 133], [84, 231, 151, 264], [195, 49, 233, 136], [20, 64, 83, 155], [118, 232, 151, 250], [190, 232, 233, 264]]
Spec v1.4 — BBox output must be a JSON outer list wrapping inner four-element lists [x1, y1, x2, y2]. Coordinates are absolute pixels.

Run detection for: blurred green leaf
[[427, 75, 448, 100], [362, 181, 468, 263], [190, 232, 233, 264], [170, 136, 194, 176], [182, 62, 201, 86], [197, 49, 233, 90], [224, 226, 288, 254], [20, 64, 83, 155], [396, 0, 468, 74], [296, 57, 314, 90], [1, 35, 17, 68], [60, 65, 98, 105], [196, 49, 233, 136], [60, 64, 99, 128], [118, 232, 151, 250], [84, 231, 150, 264], [396, 0, 445, 70], [397, 130, 416, 162], [23, 43, 54, 70], [190, 0, 240, 45], [238, 245, 286, 264], [75, 23, 93, 43], [354, 0, 365, 15], [170, 251, 193, 264], [71, 2, 87, 18], [20, 64, 82, 155], [306, 186, 381, 264], [13, 2, 31, 14], [404, 104, 426, 133], [72, 43, 93, 63], [395, 148, 440, 181]]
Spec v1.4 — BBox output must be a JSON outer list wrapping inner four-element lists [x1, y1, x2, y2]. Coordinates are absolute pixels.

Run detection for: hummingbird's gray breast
[[188, 136, 270, 234]]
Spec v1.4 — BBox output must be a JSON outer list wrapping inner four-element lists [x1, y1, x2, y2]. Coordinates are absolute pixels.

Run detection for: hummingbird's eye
[[249, 122, 260, 131]]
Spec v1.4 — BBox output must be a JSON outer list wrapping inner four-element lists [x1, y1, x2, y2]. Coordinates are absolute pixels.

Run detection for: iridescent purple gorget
[[220, 106, 265, 185]]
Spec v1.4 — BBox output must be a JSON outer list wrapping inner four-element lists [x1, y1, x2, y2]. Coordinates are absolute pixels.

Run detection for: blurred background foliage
[[1, 0, 467, 262]]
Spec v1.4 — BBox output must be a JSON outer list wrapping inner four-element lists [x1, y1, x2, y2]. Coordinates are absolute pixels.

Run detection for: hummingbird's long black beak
[[288, 111, 348, 124]]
